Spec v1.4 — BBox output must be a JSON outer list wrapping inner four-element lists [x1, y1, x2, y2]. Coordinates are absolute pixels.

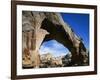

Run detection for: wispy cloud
[[39, 40, 69, 57]]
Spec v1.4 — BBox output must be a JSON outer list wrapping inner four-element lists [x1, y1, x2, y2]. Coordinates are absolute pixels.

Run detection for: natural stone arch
[[41, 18, 88, 65], [22, 11, 88, 68]]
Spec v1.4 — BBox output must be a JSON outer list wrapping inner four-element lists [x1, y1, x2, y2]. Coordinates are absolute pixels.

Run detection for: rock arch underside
[[22, 11, 89, 68]]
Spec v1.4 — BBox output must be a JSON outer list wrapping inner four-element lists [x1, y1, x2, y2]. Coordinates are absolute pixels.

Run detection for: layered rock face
[[22, 11, 88, 68]]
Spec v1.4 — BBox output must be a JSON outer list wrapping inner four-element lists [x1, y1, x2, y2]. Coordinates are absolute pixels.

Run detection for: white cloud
[[39, 40, 69, 57]]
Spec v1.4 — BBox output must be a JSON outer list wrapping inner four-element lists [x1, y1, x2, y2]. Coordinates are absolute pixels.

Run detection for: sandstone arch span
[[22, 11, 88, 68]]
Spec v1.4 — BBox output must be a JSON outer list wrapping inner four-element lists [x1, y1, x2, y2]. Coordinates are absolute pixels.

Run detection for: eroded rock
[[22, 11, 89, 68]]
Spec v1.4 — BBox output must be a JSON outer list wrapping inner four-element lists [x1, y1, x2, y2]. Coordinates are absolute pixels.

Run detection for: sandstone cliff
[[22, 11, 88, 68]]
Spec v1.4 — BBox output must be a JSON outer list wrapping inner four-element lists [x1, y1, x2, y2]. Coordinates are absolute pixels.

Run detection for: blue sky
[[61, 13, 89, 49], [39, 40, 69, 57], [39, 13, 89, 57]]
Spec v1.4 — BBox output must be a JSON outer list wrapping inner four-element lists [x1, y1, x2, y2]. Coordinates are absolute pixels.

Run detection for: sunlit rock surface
[[22, 11, 89, 68]]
